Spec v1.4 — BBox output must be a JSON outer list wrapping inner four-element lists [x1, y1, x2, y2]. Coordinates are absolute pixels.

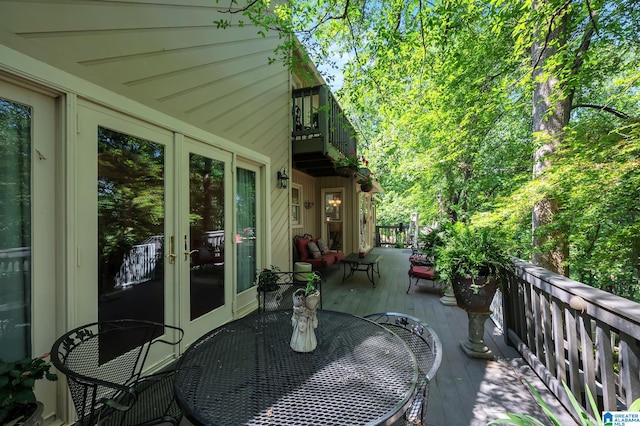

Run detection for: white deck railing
[[0, 247, 30, 276], [114, 236, 163, 288]]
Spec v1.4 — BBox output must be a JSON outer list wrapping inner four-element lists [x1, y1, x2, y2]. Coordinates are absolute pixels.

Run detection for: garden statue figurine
[[290, 273, 321, 352]]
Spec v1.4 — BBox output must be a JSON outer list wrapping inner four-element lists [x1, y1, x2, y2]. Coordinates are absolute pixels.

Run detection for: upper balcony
[[292, 85, 357, 177]]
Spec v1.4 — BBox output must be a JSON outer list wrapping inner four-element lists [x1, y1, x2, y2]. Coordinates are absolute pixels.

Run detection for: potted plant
[[256, 265, 281, 292], [332, 150, 360, 177], [435, 223, 511, 358], [0, 353, 58, 426], [358, 174, 375, 192]]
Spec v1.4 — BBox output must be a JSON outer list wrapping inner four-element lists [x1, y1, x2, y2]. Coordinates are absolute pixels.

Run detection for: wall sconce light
[[277, 169, 289, 189], [304, 201, 314, 209]]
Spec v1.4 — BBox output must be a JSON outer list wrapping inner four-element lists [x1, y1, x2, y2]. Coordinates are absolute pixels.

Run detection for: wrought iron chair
[[50, 320, 184, 425], [257, 270, 322, 312], [363, 312, 443, 426]]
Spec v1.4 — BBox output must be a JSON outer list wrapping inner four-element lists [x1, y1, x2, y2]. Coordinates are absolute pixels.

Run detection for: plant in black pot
[[256, 265, 281, 292], [435, 223, 512, 358], [0, 353, 58, 426]]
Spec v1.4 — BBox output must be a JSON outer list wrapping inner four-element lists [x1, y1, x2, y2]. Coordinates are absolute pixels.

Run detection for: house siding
[[0, 2, 293, 423]]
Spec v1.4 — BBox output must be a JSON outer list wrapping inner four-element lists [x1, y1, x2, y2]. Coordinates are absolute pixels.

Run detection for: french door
[[178, 138, 233, 345], [0, 79, 57, 420], [77, 103, 234, 360]]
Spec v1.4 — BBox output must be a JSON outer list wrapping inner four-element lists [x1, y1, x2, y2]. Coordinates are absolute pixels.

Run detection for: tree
[[214, 0, 640, 296]]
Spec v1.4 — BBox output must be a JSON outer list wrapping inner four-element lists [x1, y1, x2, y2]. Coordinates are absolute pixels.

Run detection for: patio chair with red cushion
[[407, 264, 440, 294]]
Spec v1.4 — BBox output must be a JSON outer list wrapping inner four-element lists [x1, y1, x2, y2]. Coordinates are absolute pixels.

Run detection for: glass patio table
[[173, 310, 419, 426]]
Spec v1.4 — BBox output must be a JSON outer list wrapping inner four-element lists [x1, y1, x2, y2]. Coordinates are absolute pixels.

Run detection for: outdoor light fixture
[[304, 201, 315, 209], [277, 169, 289, 189]]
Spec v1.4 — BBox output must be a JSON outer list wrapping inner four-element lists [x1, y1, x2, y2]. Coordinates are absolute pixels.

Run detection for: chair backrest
[[257, 271, 322, 312], [50, 320, 183, 424], [363, 312, 442, 386]]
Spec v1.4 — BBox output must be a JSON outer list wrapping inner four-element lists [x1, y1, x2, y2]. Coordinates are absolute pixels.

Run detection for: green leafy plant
[[333, 150, 360, 169], [256, 265, 281, 292], [305, 272, 320, 296], [416, 223, 451, 263], [487, 380, 640, 426], [0, 353, 58, 425], [435, 223, 511, 291], [357, 173, 376, 186]]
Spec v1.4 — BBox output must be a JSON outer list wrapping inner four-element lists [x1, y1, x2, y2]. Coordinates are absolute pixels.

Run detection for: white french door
[[178, 137, 233, 346], [0, 79, 58, 421], [76, 104, 235, 356], [76, 102, 179, 367]]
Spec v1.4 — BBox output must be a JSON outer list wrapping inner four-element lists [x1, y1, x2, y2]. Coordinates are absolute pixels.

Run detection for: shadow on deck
[[318, 247, 578, 426]]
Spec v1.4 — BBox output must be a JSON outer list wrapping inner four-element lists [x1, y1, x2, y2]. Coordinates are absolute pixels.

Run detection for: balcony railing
[[292, 85, 356, 160], [502, 260, 640, 419]]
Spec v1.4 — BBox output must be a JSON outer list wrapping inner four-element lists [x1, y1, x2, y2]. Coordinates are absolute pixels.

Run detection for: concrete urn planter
[[452, 275, 500, 359]]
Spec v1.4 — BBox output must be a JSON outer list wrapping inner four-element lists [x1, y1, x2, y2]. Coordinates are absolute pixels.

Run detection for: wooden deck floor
[[181, 247, 578, 426], [319, 247, 578, 426]]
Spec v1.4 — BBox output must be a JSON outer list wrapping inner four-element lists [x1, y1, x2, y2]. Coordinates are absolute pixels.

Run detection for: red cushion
[[295, 237, 311, 260], [334, 252, 345, 262], [306, 257, 328, 268], [409, 266, 436, 280]]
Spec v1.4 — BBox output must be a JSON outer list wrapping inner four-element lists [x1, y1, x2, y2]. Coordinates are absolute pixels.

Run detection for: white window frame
[[291, 183, 303, 227]]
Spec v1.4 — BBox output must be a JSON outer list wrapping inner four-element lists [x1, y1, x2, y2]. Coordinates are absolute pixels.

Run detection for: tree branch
[[532, 0, 572, 71], [571, 104, 630, 120]]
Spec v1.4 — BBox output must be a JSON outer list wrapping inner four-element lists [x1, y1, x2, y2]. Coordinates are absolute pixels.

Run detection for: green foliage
[[416, 223, 451, 262], [217, 0, 640, 301], [0, 354, 57, 424], [333, 150, 360, 168], [435, 222, 512, 286], [256, 265, 281, 292], [488, 380, 640, 426], [305, 272, 320, 296]]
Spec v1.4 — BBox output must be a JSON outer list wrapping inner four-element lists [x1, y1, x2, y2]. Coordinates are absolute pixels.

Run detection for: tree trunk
[[531, 1, 571, 276]]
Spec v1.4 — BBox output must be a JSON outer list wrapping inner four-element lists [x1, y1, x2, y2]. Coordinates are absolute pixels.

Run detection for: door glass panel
[[97, 127, 165, 351], [325, 192, 343, 251], [189, 153, 225, 320], [236, 168, 256, 293], [0, 98, 32, 361]]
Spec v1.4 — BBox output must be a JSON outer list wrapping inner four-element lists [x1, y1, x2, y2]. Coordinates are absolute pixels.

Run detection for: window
[[292, 183, 302, 227]]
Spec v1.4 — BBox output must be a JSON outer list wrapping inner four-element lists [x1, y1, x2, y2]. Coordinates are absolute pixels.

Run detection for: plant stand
[[459, 311, 493, 359], [439, 285, 457, 306]]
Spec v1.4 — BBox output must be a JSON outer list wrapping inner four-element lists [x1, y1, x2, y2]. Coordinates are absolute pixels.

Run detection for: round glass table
[[174, 310, 419, 426]]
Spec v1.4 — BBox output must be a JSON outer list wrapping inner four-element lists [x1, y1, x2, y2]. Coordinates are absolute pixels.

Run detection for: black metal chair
[[257, 270, 322, 312], [363, 312, 443, 426], [50, 320, 184, 426]]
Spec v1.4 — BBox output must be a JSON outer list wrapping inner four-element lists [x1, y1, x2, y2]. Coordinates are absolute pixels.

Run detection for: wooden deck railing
[[502, 260, 640, 418], [292, 85, 356, 158], [375, 225, 432, 248]]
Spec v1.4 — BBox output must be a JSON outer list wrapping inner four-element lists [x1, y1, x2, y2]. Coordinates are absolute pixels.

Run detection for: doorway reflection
[[325, 192, 343, 251], [188, 153, 225, 320]]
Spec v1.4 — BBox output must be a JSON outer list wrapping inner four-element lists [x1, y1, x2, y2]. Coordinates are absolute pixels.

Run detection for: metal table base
[[342, 253, 381, 287]]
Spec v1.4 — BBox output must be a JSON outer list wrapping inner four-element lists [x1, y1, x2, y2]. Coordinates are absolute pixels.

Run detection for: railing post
[[502, 268, 517, 347]]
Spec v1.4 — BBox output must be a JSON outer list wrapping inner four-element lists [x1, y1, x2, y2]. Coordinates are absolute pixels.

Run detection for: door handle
[[184, 234, 198, 261], [167, 236, 176, 264]]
